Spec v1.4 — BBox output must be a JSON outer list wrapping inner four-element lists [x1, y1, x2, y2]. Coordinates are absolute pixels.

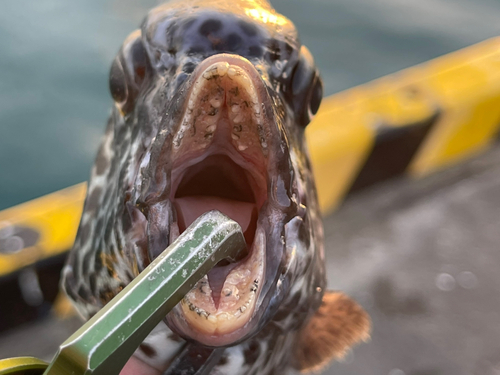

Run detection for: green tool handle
[[42, 210, 246, 375]]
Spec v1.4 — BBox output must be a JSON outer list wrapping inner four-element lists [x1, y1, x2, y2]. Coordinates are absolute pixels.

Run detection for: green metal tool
[[0, 210, 246, 375]]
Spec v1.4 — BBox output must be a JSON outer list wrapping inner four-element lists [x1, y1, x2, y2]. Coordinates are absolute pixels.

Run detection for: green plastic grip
[[38, 210, 245, 375]]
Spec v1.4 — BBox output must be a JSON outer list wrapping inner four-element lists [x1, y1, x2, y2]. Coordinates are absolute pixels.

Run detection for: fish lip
[[143, 53, 291, 346]]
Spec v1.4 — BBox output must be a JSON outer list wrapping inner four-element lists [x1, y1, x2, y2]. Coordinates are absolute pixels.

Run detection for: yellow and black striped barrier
[[308, 36, 500, 213], [0, 184, 86, 330], [1, 37, 499, 328]]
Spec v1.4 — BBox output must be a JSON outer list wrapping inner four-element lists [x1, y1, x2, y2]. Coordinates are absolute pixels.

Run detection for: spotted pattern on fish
[[62, 1, 369, 374]]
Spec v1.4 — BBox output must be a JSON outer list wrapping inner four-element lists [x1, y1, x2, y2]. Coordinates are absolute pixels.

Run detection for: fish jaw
[[141, 54, 292, 346]]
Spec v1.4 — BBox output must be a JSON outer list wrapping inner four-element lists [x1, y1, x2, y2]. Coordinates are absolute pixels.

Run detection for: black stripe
[[348, 111, 440, 194], [0, 253, 67, 333]]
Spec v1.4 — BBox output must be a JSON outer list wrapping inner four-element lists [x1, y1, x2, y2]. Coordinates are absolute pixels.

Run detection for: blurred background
[[1, 0, 500, 374]]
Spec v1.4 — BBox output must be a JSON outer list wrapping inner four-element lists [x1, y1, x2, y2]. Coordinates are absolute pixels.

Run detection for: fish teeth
[[233, 114, 243, 123], [216, 62, 229, 77], [227, 67, 237, 77], [205, 115, 218, 125], [218, 313, 229, 321], [210, 99, 221, 108]]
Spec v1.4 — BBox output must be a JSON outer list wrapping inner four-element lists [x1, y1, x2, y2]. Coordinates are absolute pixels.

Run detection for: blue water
[[1, 0, 499, 210]]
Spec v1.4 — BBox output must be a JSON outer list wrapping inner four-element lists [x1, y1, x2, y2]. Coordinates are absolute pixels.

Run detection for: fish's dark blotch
[[213, 40, 227, 52], [183, 62, 196, 74], [104, 219, 114, 244], [167, 332, 184, 342], [93, 250, 103, 273], [182, 17, 197, 34], [94, 147, 109, 176], [86, 187, 102, 213], [79, 222, 91, 244], [218, 355, 228, 366], [139, 343, 157, 358], [248, 45, 263, 57], [284, 43, 294, 59], [263, 330, 280, 364], [130, 39, 148, 84], [238, 20, 258, 36], [78, 284, 91, 301], [89, 275, 97, 295], [106, 265, 114, 278], [243, 341, 260, 364], [272, 294, 295, 321], [265, 39, 281, 62], [137, 105, 151, 137], [187, 45, 206, 55], [199, 19, 222, 36], [91, 219, 105, 255], [227, 33, 242, 50]]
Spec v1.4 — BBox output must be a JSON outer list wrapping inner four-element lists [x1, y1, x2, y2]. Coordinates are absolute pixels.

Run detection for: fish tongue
[[206, 265, 236, 309], [175, 196, 255, 309], [174, 196, 255, 234]]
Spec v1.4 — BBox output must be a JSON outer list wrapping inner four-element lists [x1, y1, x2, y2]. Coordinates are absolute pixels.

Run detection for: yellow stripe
[[0, 183, 86, 277], [307, 37, 500, 213], [305, 104, 374, 212], [410, 38, 500, 175]]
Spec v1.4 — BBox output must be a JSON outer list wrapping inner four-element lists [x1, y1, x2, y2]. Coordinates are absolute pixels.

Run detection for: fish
[[61, 0, 370, 373]]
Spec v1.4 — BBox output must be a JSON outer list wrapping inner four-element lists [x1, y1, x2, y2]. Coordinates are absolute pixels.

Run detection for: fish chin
[[157, 54, 283, 346]]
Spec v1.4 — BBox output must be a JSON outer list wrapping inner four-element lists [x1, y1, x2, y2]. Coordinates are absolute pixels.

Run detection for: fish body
[[62, 1, 369, 373]]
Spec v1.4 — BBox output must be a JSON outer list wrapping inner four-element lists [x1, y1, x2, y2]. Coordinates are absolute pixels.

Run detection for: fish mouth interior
[[174, 154, 258, 246], [166, 56, 270, 345]]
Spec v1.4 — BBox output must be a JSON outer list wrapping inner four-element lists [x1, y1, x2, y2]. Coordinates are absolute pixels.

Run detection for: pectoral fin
[[293, 291, 371, 373]]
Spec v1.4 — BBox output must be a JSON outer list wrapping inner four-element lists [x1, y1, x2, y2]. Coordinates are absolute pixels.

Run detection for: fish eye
[[290, 45, 323, 128], [108, 30, 149, 115], [309, 76, 323, 117]]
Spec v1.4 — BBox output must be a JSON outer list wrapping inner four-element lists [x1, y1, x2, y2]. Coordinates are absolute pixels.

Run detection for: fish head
[[64, 0, 325, 349]]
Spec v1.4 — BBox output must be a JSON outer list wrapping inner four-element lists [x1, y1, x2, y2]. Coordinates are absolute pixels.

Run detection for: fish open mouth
[[165, 55, 273, 346]]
